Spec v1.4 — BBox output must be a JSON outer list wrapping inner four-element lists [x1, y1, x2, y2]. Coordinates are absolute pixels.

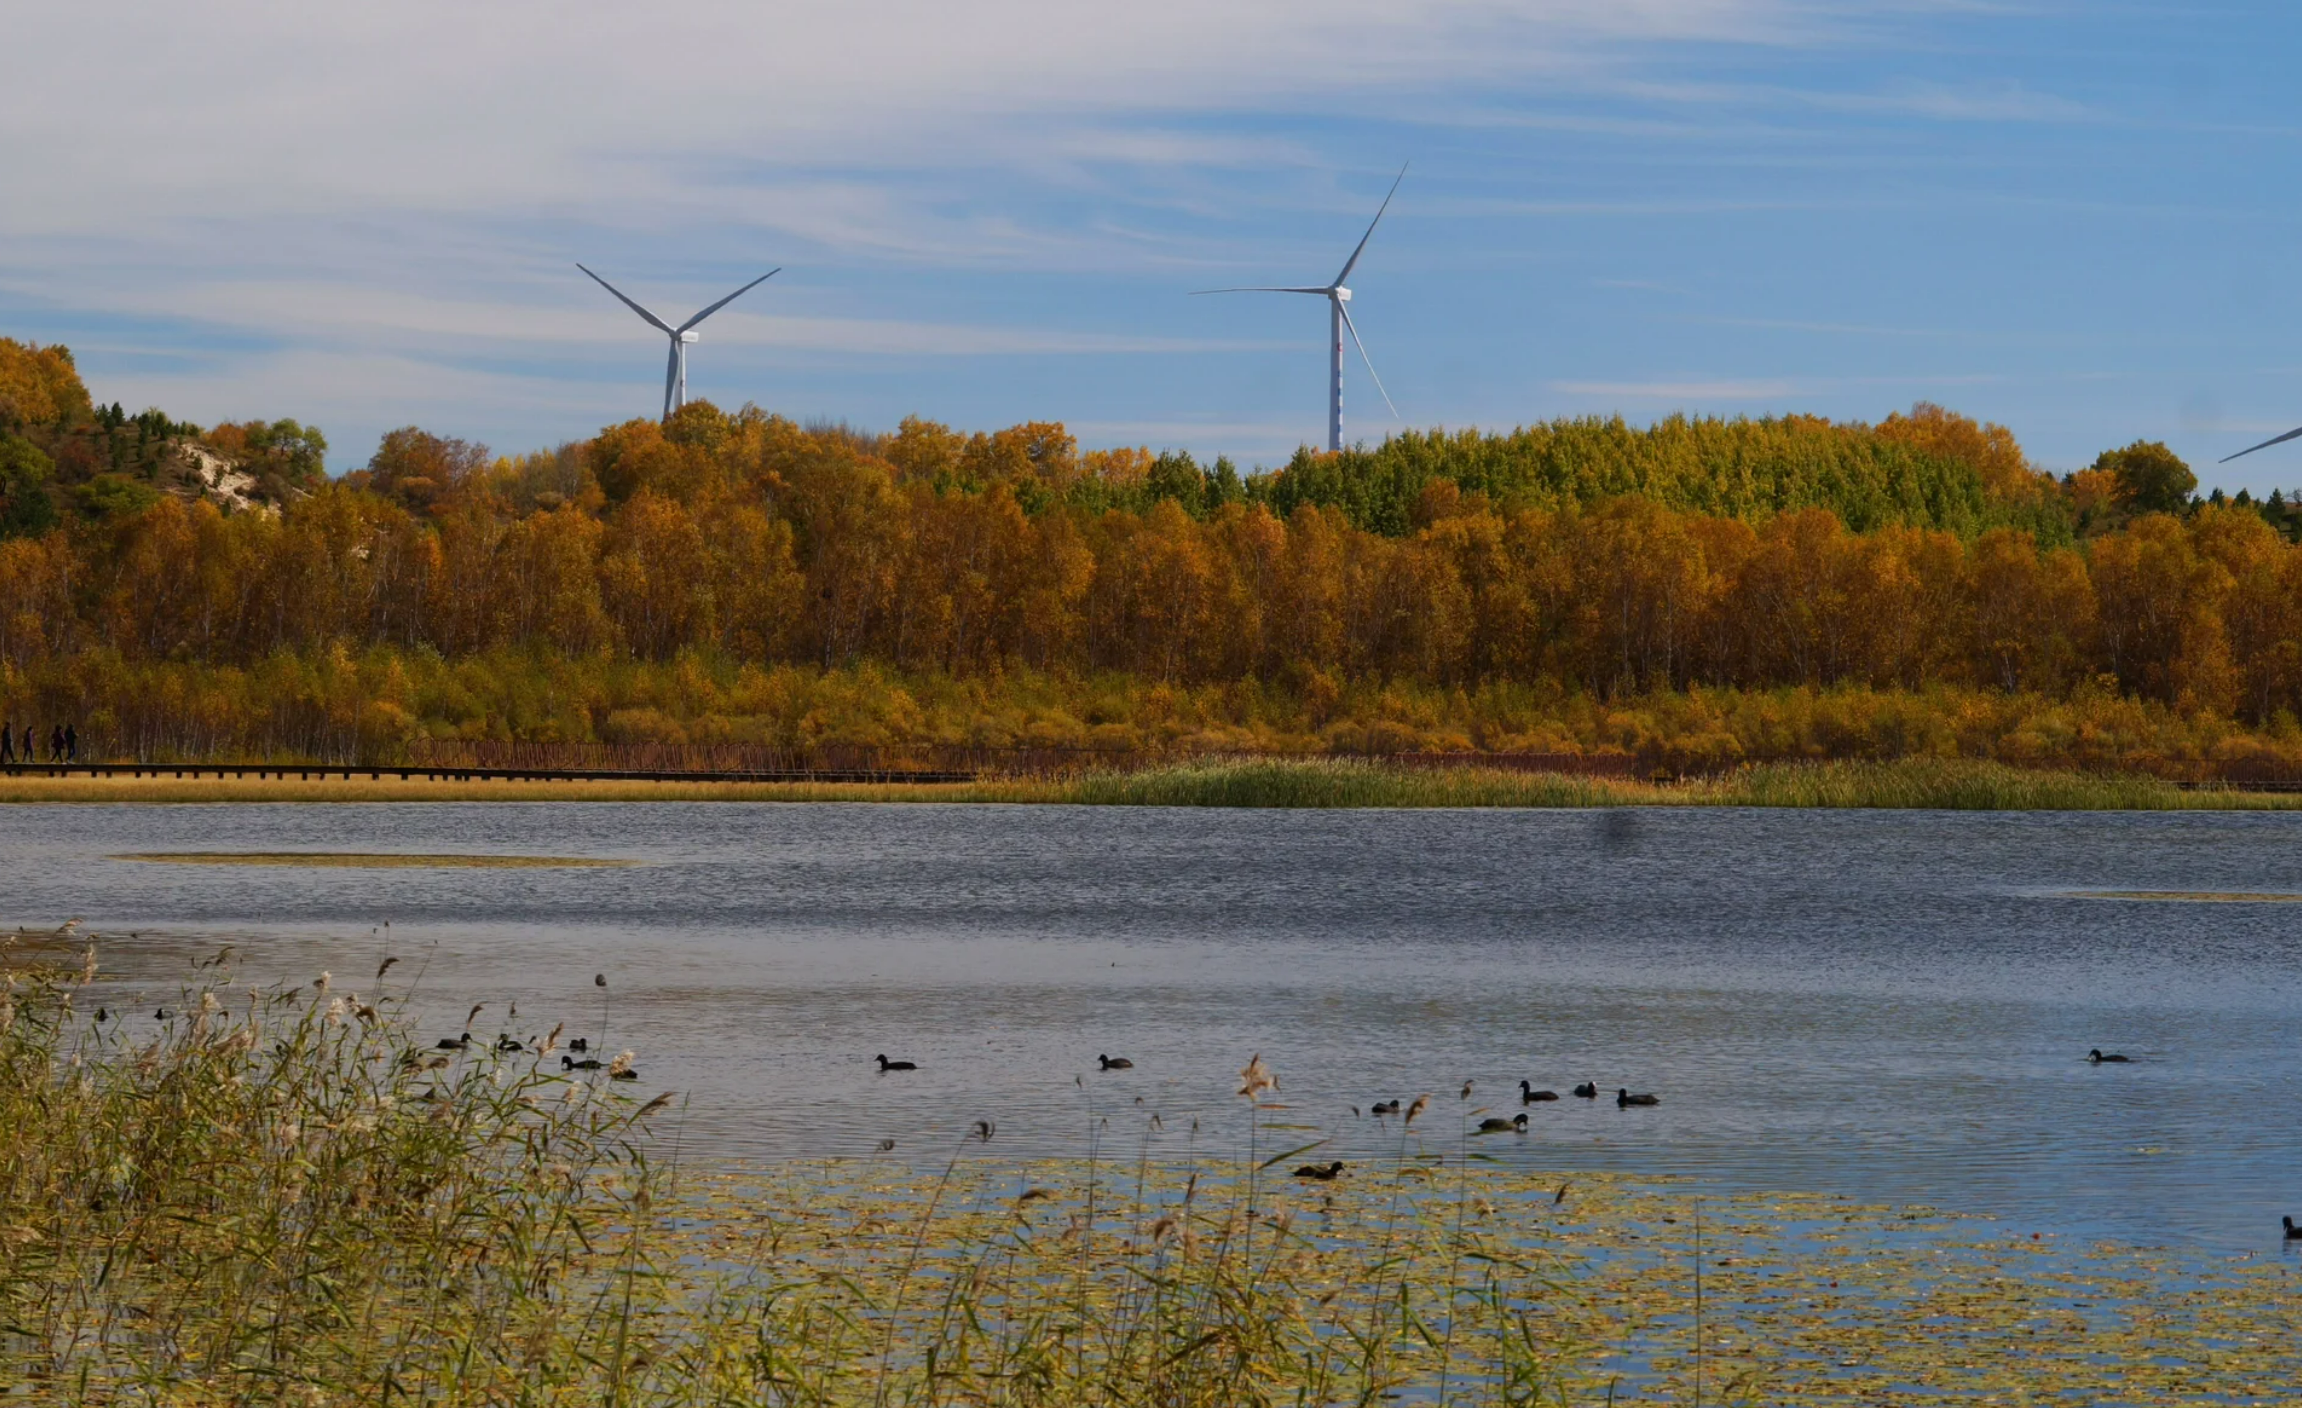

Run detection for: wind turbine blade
[[677, 268, 780, 334], [664, 344, 681, 419], [578, 264, 675, 335], [1188, 286, 1332, 296], [1333, 162, 1408, 288], [2221, 424, 2302, 463], [1337, 302, 1399, 421]]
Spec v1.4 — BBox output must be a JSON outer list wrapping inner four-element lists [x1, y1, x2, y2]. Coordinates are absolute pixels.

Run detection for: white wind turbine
[[578, 264, 779, 422], [2222, 422, 2302, 464], [1194, 165, 1407, 453]]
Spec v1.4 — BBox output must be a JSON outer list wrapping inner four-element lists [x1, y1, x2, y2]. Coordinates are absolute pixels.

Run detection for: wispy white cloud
[[4, 278, 1292, 359], [1552, 377, 1807, 399]]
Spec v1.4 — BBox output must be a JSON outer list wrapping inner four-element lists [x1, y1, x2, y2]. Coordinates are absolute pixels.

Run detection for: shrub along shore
[[0, 756, 2296, 808]]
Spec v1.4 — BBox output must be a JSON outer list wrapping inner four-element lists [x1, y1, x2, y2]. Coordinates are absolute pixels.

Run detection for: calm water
[[5, 802, 2299, 1254]]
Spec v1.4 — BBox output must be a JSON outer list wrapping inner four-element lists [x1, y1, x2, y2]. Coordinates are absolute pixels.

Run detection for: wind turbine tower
[[578, 264, 779, 422], [1194, 165, 1406, 453]]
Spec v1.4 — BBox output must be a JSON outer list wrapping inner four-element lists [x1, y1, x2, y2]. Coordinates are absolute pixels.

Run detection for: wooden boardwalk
[[0, 761, 981, 785]]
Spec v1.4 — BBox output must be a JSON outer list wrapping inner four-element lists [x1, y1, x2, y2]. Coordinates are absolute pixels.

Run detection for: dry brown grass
[[6, 757, 2299, 810]]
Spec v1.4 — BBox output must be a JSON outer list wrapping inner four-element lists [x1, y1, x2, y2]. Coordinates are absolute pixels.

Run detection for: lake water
[[5, 802, 2299, 1254]]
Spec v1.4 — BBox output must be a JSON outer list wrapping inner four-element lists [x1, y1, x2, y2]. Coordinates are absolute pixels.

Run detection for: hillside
[[0, 338, 326, 532]]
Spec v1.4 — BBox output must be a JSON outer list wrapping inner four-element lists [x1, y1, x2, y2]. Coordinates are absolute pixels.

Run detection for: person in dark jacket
[[63, 724, 77, 762], [19, 725, 31, 762], [49, 725, 64, 762], [1, 721, 13, 765]]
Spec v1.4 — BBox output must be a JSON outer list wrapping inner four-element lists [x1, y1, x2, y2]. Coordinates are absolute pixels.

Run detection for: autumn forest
[[6, 334, 2302, 777]]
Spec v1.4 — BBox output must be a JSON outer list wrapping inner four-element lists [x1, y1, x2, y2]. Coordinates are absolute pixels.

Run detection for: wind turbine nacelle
[[1334, 287, 1351, 302], [679, 330, 700, 343]]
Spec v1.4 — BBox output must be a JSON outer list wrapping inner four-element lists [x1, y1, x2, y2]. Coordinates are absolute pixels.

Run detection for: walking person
[[63, 723, 77, 762], [1, 720, 13, 766], [20, 724, 32, 764], [48, 724, 63, 763]]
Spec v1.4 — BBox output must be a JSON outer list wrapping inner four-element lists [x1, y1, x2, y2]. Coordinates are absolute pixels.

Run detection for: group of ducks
[[1303, 1079, 1662, 1178], [429, 1030, 639, 1080], [874, 1053, 1137, 1073], [1472, 1081, 1660, 1134]]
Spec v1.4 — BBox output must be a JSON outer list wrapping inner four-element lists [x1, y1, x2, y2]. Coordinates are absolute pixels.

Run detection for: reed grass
[[3, 756, 2295, 810], [1061, 756, 2302, 811], [6, 946, 2297, 1404], [0, 952, 1598, 1406]]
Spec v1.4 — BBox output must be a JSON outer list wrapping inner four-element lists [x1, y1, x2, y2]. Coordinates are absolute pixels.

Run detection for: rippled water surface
[[6, 802, 2300, 1253]]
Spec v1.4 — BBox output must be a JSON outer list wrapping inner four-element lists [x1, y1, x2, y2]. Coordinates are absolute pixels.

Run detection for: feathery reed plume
[[374, 956, 398, 981], [636, 1092, 674, 1120], [80, 945, 97, 983], [312, 971, 330, 995], [1405, 1094, 1430, 1128], [539, 1020, 564, 1056], [1238, 1052, 1276, 1100], [466, 1002, 485, 1028], [1460, 1079, 1474, 1100], [608, 1050, 635, 1077]]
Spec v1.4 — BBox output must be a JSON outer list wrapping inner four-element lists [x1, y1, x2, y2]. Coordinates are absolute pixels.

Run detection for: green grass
[[1060, 756, 2302, 811], [1064, 758, 1636, 808]]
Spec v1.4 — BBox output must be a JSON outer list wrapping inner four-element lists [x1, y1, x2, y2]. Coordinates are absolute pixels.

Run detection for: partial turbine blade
[[578, 264, 675, 335], [677, 268, 780, 335], [2221, 424, 2302, 464], [664, 344, 681, 421], [1337, 302, 1399, 421], [1188, 286, 1333, 296], [1333, 162, 1408, 288]]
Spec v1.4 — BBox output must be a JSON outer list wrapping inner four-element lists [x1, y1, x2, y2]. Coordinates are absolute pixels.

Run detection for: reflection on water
[[3, 802, 2299, 1252]]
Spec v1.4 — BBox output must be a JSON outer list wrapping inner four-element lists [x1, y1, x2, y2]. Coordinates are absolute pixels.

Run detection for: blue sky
[[5, 1, 2302, 489]]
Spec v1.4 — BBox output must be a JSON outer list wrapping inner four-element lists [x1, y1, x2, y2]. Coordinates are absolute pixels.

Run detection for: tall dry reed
[[0, 950, 1605, 1406]]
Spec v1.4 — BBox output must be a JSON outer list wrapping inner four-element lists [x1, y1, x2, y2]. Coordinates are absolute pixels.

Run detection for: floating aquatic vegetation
[[2064, 889, 2302, 903], [110, 851, 641, 868]]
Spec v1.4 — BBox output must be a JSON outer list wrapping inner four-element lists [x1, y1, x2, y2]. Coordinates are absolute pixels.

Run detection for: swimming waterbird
[[876, 1054, 917, 1071], [1572, 1082, 1598, 1099], [1617, 1089, 1660, 1107], [2088, 1048, 2131, 1064], [436, 1033, 471, 1051], [1098, 1054, 1133, 1069], [1476, 1113, 1529, 1134], [1370, 1099, 1401, 1115], [1521, 1080, 1559, 1103], [1293, 1161, 1345, 1180], [562, 1055, 603, 1071], [2284, 1215, 2301, 1241]]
